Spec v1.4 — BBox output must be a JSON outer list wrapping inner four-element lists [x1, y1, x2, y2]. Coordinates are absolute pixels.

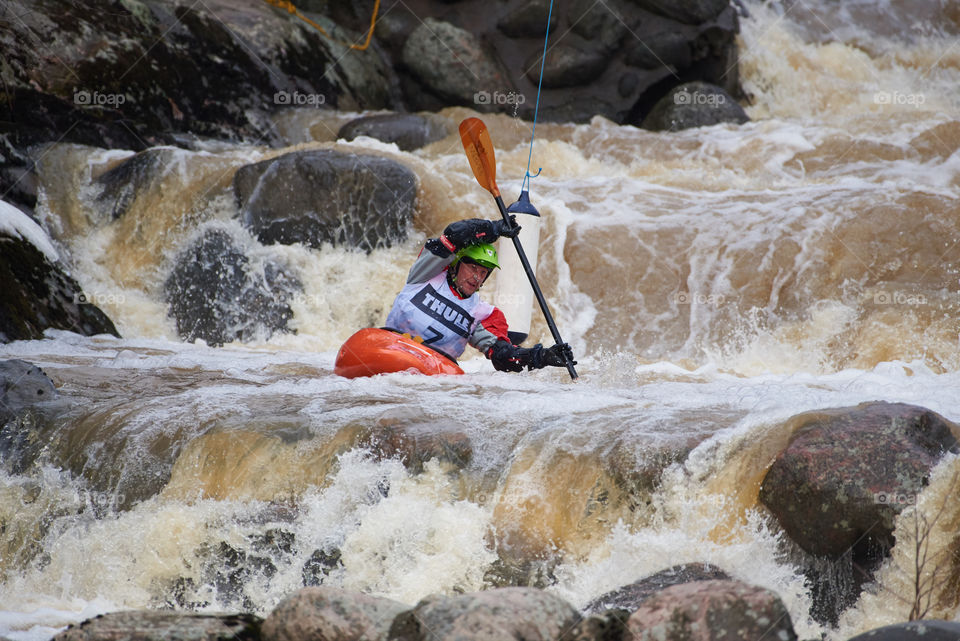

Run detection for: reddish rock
[[262, 586, 408, 641], [388, 587, 580, 641], [626, 580, 797, 641]]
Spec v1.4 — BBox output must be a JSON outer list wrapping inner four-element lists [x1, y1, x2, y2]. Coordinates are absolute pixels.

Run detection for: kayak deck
[[334, 328, 464, 378]]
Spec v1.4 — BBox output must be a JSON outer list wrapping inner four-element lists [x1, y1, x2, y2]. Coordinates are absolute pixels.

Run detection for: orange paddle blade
[[458, 117, 500, 198]]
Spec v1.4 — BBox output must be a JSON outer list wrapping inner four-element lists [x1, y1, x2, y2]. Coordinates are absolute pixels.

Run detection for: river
[[1, 1, 959, 639]]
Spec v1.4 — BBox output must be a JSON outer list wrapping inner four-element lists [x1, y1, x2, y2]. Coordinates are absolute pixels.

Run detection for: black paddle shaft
[[494, 195, 578, 380]]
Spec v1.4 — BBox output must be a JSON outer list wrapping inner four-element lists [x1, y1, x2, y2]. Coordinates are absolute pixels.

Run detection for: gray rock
[[625, 580, 797, 641], [641, 81, 748, 131], [583, 563, 732, 614], [164, 229, 299, 346], [633, 0, 732, 25], [0, 201, 119, 343], [93, 148, 175, 221], [497, 0, 559, 38], [401, 18, 512, 107], [262, 586, 408, 641], [234, 150, 417, 252], [52, 611, 262, 641], [846, 621, 960, 641], [625, 31, 693, 70], [528, 41, 610, 89], [0, 359, 56, 424], [569, 0, 628, 53], [338, 113, 451, 151], [388, 587, 580, 641]]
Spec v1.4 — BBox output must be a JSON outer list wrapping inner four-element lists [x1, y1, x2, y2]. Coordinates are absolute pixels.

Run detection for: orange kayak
[[334, 328, 465, 378]]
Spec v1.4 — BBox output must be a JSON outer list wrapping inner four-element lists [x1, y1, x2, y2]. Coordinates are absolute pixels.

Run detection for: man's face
[[455, 261, 491, 296]]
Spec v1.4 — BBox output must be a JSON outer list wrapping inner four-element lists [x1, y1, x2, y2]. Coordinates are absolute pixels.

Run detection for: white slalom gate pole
[[496, 190, 540, 345]]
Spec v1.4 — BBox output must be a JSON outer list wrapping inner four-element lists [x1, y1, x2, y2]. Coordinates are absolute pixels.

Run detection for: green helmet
[[453, 243, 499, 270]]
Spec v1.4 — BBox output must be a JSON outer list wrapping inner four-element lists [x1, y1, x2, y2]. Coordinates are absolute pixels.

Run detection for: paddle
[[458, 117, 578, 380]]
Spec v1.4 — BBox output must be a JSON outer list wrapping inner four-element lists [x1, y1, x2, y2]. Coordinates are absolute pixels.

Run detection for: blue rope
[[521, 0, 554, 193]]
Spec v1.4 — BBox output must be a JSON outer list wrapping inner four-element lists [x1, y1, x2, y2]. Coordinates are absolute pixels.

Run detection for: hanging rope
[[263, 0, 380, 51], [521, 0, 554, 192]]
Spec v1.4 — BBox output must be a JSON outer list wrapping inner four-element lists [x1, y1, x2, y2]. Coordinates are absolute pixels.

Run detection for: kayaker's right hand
[[489, 339, 524, 372], [442, 217, 520, 251]]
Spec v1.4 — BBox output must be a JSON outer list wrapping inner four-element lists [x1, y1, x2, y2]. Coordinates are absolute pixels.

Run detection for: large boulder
[[0, 200, 119, 343], [846, 621, 960, 641], [164, 229, 299, 346], [625, 580, 797, 641], [641, 81, 749, 131], [53, 611, 262, 641], [583, 563, 732, 614], [388, 587, 580, 641], [759, 402, 960, 625], [338, 113, 452, 151], [262, 586, 408, 641], [760, 402, 960, 560], [233, 150, 417, 251]]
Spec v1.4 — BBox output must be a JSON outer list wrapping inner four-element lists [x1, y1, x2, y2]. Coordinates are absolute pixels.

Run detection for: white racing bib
[[385, 271, 494, 359]]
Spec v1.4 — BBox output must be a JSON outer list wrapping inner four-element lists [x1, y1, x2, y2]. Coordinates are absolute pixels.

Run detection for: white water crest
[[2, 1, 960, 640]]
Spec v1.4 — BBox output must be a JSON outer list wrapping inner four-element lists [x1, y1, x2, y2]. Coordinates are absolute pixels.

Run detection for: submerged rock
[[641, 81, 749, 131], [164, 229, 299, 346], [53, 611, 262, 641], [0, 359, 57, 422], [625, 579, 797, 641], [359, 410, 473, 474], [262, 586, 408, 641], [0, 200, 119, 343], [233, 150, 416, 252], [388, 587, 580, 641], [337, 113, 451, 151]]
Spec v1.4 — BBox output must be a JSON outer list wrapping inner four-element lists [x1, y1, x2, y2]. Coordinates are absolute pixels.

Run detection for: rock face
[[388, 587, 580, 641], [52, 611, 262, 641], [642, 81, 749, 131], [0, 201, 119, 343], [262, 586, 408, 641], [234, 150, 417, 252], [760, 402, 959, 561], [625, 579, 798, 641], [584, 563, 732, 614], [164, 229, 300, 346], [337, 113, 452, 151]]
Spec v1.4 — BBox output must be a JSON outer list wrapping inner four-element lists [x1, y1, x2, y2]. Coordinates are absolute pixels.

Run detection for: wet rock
[[401, 18, 513, 109], [635, 0, 732, 25], [301, 548, 343, 586], [234, 150, 416, 252], [759, 402, 960, 561], [0, 200, 119, 343], [584, 562, 732, 614], [360, 412, 473, 474], [497, 0, 559, 38], [53, 611, 262, 641], [262, 586, 408, 641], [0, 359, 57, 422], [338, 113, 451, 151], [388, 587, 580, 641], [625, 579, 797, 641], [760, 402, 960, 625], [641, 81, 749, 131], [846, 620, 960, 641], [569, 0, 628, 53], [625, 31, 693, 70], [164, 229, 299, 346], [528, 41, 610, 89], [93, 148, 175, 221]]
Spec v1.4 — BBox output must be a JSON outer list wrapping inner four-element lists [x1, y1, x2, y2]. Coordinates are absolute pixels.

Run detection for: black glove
[[442, 217, 520, 250], [489, 340, 576, 372]]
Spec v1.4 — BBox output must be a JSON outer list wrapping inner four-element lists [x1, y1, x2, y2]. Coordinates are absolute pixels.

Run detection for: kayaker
[[385, 217, 576, 372]]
